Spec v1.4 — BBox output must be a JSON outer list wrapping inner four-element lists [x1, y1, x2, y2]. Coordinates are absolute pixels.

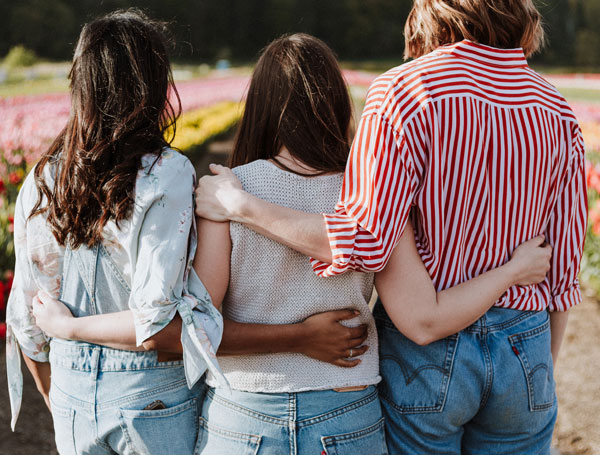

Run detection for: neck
[[272, 148, 321, 175]]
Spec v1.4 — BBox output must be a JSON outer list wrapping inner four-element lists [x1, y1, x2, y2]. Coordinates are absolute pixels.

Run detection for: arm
[[34, 214, 369, 366], [375, 222, 552, 346], [545, 125, 587, 313], [196, 110, 418, 277], [549, 311, 569, 367], [219, 310, 368, 367], [195, 165, 331, 263], [21, 354, 51, 412], [5, 170, 57, 429]]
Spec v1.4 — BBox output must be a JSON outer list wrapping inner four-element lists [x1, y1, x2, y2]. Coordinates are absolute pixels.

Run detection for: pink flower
[[0, 323, 6, 339]]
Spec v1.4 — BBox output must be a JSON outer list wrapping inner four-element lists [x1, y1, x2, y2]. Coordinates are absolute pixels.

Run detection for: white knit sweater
[[206, 159, 380, 392]]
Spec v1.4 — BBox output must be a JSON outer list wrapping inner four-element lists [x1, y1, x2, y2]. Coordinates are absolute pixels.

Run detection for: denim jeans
[[49, 244, 204, 454], [195, 385, 388, 455], [50, 339, 205, 455], [374, 301, 557, 455]]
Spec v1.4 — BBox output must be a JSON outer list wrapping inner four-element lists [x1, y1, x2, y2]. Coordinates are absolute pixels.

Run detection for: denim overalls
[[49, 244, 203, 455]]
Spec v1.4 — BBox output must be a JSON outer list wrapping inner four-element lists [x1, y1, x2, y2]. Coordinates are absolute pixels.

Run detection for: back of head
[[230, 33, 352, 175], [404, 0, 545, 59], [33, 9, 180, 248]]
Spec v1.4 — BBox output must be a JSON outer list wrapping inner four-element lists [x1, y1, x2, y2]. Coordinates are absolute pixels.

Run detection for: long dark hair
[[31, 9, 180, 248], [229, 33, 352, 175]]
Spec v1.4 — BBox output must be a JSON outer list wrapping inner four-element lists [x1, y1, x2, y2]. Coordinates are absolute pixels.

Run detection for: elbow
[[403, 321, 441, 346]]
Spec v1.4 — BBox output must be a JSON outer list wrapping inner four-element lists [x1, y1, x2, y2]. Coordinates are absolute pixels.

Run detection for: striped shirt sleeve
[[311, 112, 419, 277], [546, 124, 587, 311]]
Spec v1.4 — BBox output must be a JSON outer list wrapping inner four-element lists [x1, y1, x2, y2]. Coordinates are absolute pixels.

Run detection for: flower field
[[2, 71, 600, 336]]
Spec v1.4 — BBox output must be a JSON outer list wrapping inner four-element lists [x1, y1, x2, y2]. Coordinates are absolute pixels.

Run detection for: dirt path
[[0, 296, 598, 454], [552, 292, 600, 455]]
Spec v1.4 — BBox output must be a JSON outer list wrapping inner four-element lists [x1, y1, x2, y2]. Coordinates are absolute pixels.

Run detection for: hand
[[195, 164, 245, 222], [32, 291, 75, 339], [298, 309, 369, 368], [507, 235, 552, 286]]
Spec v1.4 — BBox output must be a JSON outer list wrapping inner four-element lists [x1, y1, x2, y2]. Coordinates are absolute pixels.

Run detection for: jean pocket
[[118, 398, 198, 455], [376, 317, 458, 414], [194, 417, 261, 455], [509, 318, 555, 411], [321, 418, 388, 455], [50, 400, 76, 455]]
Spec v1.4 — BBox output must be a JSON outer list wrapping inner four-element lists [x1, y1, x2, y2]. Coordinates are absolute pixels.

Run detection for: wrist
[[230, 190, 260, 224], [61, 317, 79, 341], [500, 260, 521, 287], [286, 322, 310, 354]]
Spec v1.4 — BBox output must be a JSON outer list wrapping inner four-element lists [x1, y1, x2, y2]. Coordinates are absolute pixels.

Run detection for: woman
[[5, 10, 224, 454], [33, 34, 552, 454]]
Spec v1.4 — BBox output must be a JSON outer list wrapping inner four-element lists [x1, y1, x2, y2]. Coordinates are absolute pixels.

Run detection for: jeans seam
[[99, 243, 131, 293], [98, 377, 189, 409], [509, 319, 555, 411], [298, 390, 379, 428], [479, 334, 494, 409], [321, 417, 385, 446], [207, 389, 289, 426], [198, 416, 262, 445]]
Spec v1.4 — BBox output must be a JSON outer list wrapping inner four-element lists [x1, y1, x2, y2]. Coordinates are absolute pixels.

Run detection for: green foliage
[[3, 45, 38, 68], [0, 1, 599, 67]]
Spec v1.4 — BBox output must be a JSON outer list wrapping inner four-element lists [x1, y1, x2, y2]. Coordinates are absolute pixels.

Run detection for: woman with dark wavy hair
[[5, 10, 225, 454]]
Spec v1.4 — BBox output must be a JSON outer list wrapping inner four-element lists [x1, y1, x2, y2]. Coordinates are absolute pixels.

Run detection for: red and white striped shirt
[[312, 40, 587, 312]]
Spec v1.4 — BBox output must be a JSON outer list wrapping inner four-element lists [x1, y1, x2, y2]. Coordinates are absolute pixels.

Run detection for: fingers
[[346, 324, 368, 339], [333, 358, 362, 368], [347, 345, 369, 357], [333, 309, 361, 321], [208, 163, 233, 176], [528, 235, 546, 247]]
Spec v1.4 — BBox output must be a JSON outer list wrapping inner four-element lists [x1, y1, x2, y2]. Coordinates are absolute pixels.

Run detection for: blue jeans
[[49, 339, 205, 455], [195, 385, 388, 454], [374, 301, 557, 455]]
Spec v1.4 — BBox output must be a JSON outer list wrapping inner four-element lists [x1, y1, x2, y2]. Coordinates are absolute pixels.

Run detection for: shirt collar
[[435, 40, 528, 68]]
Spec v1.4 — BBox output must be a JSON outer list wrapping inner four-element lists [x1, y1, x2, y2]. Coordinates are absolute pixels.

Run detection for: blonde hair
[[404, 0, 545, 59]]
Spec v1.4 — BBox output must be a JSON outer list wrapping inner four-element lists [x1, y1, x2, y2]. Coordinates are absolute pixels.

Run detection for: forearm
[[549, 310, 569, 367], [22, 354, 51, 411], [232, 191, 332, 263], [67, 311, 144, 351], [218, 319, 306, 355], [379, 262, 516, 346], [429, 264, 517, 339]]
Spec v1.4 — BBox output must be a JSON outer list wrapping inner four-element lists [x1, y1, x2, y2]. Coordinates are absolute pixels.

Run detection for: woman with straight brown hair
[[194, 1, 586, 454]]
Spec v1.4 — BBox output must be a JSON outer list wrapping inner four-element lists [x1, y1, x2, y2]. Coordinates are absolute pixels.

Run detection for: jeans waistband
[[49, 339, 184, 372], [463, 307, 548, 334]]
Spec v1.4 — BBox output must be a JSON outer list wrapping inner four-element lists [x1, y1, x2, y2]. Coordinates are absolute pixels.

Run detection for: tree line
[[1, 0, 599, 68]]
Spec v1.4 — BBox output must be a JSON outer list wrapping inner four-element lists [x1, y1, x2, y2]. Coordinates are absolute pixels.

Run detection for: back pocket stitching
[[509, 320, 555, 412], [118, 397, 199, 454], [321, 418, 387, 454], [378, 331, 459, 414], [198, 416, 262, 446]]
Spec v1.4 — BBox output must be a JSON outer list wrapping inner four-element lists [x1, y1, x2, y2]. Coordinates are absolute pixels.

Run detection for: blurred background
[[0, 1, 599, 454]]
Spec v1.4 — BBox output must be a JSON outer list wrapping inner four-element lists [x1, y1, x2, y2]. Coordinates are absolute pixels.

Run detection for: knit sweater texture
[[206, 159, 380, 392]]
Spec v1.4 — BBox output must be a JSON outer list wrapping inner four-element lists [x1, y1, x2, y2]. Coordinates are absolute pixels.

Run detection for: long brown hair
[[229, 33, 352, 175], [404, 0, 545, 59], [31, 9, 180, 249]]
